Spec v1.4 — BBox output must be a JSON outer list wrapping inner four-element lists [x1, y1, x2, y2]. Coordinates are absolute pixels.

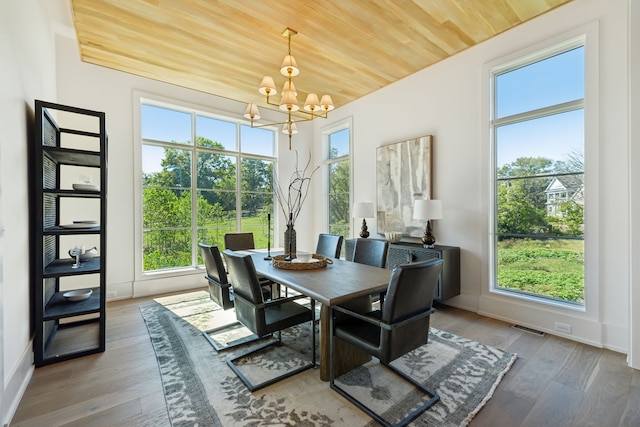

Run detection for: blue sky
[[495, 46, 584, 167], [141, 105, 275, 174]]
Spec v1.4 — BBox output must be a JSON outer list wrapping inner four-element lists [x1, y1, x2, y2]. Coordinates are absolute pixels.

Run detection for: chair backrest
[[379, 258, 443, 362], [353, 238, 389, 268], [199, 242, 228, 285], [224, 232, 255, 251], [222, 249, 266, 335], [316, 234, 344, 258], [199, 243, 234, 310]]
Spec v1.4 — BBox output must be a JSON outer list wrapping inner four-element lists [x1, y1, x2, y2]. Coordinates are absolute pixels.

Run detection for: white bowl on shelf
[[63, 289, 93, 302]]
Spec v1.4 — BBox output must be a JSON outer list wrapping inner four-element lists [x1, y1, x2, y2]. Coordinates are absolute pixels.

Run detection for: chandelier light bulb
[[304, 93, 320, 112], [243, 103, 260, 120], [280, 55, 300, 77]]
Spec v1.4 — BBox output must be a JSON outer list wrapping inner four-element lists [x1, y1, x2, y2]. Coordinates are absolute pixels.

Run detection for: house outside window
[[491, 40, 585, 306], [323, 121, 351, 248], [140, 101, 275, 273]]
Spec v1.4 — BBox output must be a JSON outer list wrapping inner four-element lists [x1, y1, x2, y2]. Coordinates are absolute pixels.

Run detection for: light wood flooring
[[11, 290, 640, 426]]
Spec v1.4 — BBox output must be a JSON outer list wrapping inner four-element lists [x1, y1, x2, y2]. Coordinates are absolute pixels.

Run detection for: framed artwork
[[376, 135, 432, 237]]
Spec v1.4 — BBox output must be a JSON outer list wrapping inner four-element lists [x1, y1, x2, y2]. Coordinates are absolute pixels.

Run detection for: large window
[[325, 124, 351, 240], [141, 101, 275, 272], [491, 42, 585, 305]]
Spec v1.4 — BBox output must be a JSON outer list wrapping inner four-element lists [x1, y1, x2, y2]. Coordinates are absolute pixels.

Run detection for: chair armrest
[[332, 305, 436, 331], [263, 293, 309, 307], [233, 292, 309, 310], [332, 305, 384, 328]]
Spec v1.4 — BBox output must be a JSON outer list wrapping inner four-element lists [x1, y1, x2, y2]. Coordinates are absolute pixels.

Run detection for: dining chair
[[224, 232, 256, 251], [352, 238, 389, 268], [329, 258, 444, 427], [198, 242, 234, 310], [221, 249, 316, 391], [224, 231, 278, 298], [315, 233, 344, 259]]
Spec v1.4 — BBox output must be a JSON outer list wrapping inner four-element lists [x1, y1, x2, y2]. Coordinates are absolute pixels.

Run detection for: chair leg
[[228, 302, 316, 392], [329, 308, 438, 427]]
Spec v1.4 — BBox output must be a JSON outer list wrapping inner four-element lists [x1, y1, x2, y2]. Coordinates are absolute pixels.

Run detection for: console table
[[345, 239, 460, 301]]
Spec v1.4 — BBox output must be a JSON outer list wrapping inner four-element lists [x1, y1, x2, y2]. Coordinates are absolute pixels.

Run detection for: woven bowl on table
[[271, 254, 333, 270]]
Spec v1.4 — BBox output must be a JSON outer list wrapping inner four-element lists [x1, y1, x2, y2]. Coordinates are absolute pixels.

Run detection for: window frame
[[487, 31, 599, 313], [322, 117, 353, 240], [133, 93, 277, 279]]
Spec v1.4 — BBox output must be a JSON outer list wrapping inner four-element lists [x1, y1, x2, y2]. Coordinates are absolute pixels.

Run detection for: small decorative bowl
[[63, 289, 93, 302], [385, 231, 403, 243], [295, 251, 313, 263]]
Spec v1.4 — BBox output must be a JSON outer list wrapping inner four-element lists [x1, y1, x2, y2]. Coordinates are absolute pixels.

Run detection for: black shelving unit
[[31, 100, 107, 367]]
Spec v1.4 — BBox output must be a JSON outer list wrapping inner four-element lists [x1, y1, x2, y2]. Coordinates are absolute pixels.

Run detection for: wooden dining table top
[[247, 251, 391, 306]]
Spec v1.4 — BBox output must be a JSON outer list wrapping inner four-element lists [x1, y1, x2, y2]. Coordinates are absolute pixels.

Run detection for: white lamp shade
[[258, 76, 277, 96], [303, 93, 320, 111], [243, 103, 260, 120], [282, 122, 298, 135], [282, 80, 297, 95], [319, 94, 335, 111], [279, 90, 300, 111], [353, 202, 374, 218], [413, 199, 443, 220], [280, 55, 300, 76]]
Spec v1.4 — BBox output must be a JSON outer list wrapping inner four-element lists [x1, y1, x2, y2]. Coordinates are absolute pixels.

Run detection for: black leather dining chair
[[224, 232, 256, 251], [222, 249, 316, 391], [198, 242, 234, 310], [315, 233, 344, 259], [223, 231, 278, 298], [329, 258, 444, 427], [352, 238, 389, 268]]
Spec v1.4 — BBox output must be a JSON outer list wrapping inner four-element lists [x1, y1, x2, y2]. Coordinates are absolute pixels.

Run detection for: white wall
[[628, 0, 640, 369], [312, 0, 631, 352], [0, 0, 59, 422]]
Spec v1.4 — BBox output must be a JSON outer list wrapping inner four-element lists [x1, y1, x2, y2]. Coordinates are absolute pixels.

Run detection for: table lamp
[[353, 202, 374, 238], [413, 199, 443, 248]]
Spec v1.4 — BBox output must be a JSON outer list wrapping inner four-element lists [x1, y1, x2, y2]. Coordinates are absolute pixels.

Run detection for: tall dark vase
[[284, 223, 297, 256]]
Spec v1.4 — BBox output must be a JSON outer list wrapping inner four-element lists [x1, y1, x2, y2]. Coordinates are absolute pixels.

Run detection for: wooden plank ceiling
[[70, 0, 572, 110]]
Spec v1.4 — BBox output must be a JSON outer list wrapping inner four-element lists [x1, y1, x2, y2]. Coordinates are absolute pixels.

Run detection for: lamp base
[[359, 218, 370, 238], [422, 221, 436, 248]]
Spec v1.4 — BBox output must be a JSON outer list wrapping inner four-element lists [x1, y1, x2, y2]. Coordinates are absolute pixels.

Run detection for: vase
[[284, 224, 297, 256]]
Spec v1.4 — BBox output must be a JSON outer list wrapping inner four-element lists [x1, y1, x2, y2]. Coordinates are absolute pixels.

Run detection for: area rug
[[141, 291, 517, 426]]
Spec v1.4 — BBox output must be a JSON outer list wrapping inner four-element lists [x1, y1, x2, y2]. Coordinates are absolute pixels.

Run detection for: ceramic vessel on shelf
[[68, 246, 98, 261], [63, 289, 93, 302]]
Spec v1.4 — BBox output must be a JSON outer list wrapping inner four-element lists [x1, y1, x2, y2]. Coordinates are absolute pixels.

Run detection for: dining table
[[247, 250, 392, 381]]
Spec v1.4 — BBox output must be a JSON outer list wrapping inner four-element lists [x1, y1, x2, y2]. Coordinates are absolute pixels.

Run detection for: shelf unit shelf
[[31, 100, 108, 367]]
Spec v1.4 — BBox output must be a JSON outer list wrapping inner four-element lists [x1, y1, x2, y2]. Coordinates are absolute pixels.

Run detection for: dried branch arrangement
[[273, 151, 319, 226]]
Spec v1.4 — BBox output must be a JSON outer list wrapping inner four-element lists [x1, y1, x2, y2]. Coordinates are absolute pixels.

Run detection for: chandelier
[[244, 28, 334, 150]]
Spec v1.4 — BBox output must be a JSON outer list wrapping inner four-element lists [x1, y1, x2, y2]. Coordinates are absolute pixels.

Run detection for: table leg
[[319, 297, 372, 381]]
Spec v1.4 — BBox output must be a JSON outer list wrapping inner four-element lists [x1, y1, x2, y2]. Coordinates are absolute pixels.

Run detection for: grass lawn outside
[[497, 238, 584, 303]]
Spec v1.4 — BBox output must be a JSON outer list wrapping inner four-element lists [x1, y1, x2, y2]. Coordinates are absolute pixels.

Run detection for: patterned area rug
[[141, 291, 517, 426]]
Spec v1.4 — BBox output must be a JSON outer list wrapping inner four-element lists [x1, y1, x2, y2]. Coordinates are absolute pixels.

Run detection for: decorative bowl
[[296, 251, 312, 263], [385, 231, 403, 243], [63, 289, 93, 302]]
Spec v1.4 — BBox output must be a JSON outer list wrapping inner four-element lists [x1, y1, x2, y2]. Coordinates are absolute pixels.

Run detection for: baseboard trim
[[3, 342, 34, 426]]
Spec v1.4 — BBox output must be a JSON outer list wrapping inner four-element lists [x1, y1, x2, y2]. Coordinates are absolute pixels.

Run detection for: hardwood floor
[[11, 290, 640, 426]]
